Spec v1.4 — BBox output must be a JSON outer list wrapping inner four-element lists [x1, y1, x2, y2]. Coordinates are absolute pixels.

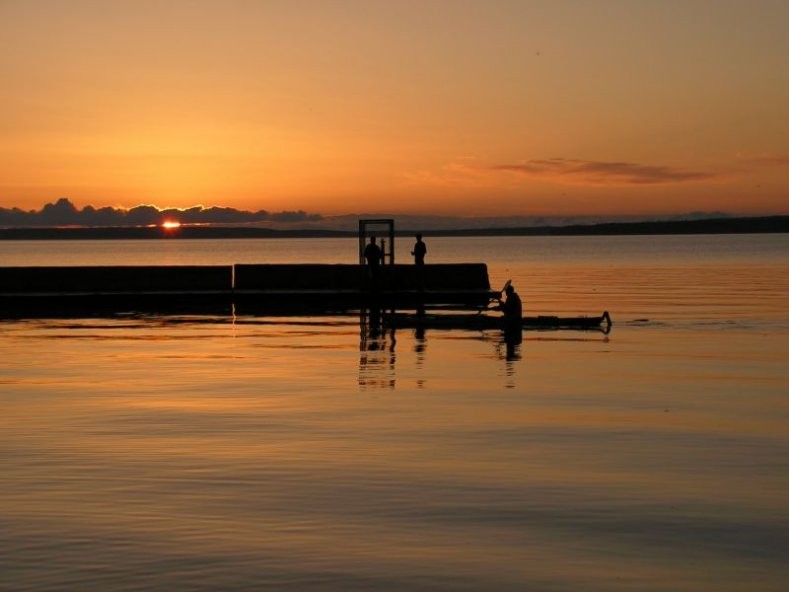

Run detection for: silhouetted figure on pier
[[364, 236, 383, 283], [411, 233, 427, 294], [411, 233, 426, 265]]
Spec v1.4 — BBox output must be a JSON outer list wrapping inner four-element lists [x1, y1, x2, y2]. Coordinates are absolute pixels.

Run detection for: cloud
[[741, 155, 789, 167], [401, 161, 491, 188], [403, 157, 726, 189], [0, 198, 323, 228], [269, 210, 323, 222], [491, 158, 722, 185]]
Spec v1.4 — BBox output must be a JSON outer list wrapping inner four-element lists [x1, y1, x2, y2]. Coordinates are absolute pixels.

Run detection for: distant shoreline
[[0, 215, 787, 240]]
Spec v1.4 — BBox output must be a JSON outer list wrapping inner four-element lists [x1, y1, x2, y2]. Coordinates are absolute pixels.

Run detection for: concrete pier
[[0, 265, 232, 294], [0, 263, 497, 316]]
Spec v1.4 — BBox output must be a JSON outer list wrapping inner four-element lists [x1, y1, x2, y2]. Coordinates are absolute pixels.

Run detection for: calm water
[[1, 234, 788, 591]]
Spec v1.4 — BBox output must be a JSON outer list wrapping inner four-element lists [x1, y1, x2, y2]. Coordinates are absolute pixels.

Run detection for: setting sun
[[161, 220, 181, 230]]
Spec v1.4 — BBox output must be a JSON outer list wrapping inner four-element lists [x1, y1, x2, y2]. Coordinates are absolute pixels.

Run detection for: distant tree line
[[0, 198, 323, 227]]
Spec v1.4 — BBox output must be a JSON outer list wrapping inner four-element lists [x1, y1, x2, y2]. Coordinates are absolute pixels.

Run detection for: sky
[[1, 0, 788, 219]]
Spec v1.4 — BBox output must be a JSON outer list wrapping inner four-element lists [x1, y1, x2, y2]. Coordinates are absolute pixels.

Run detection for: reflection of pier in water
[[354, 305, 609, 391], [358, 306, 397, 390], [357, 304, 530, 391]]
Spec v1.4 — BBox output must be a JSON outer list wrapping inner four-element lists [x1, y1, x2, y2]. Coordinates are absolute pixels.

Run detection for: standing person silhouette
[[411, 233, 427, 266], [411, 233, 427, 298], [364, 236, 383, 282]]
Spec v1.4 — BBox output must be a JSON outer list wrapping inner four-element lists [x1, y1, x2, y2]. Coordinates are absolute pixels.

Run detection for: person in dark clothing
[[364, 236, 382, 281], [499, 284, 523, 350], [499, 284, 522, 325], [411, 233, 427, 265]]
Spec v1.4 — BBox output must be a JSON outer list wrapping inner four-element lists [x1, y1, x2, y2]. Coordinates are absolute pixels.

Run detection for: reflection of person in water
[[364, 236, 382, 281], [504, 332, 521, 360], [358, 308, 397, 389], [411, 233, 426, 265]]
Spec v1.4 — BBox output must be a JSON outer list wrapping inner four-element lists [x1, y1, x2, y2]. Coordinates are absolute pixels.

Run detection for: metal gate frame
[[358, 219, 395, 266]]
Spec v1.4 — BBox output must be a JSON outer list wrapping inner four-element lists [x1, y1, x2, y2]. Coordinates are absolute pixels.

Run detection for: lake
[[1, 234, 788, 591]]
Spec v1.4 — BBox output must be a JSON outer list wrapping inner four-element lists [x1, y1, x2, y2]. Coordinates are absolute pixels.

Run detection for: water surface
[[1, 234, 787, 591]]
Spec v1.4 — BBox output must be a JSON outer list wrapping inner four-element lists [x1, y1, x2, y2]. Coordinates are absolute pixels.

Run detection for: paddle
[[497, 279, 511, 301], [478, 279, 511, 313]]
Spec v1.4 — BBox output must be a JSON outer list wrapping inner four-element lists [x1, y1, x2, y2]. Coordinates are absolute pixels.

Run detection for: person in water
[[499, 284, 523, 351], [499, 284, 522, 324], [411, 233, 427, 265]]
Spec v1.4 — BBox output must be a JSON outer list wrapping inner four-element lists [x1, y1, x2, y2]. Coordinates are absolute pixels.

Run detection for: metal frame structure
[[358, 219, 395, 266]]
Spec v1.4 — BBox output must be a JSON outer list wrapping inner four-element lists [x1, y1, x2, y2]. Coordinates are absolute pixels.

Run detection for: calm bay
[[1, 233, 787, 591]]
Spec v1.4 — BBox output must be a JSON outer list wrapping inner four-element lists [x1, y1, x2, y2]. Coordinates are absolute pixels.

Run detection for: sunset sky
[[1, 0, 787, 218]]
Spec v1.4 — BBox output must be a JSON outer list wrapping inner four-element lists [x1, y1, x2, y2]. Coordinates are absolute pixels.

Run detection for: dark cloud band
[[492, 158, 721, 185], [0, 199, 323, 227]]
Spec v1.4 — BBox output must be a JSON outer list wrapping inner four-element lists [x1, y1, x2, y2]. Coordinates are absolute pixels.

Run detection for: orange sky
[[1, 0, 787, 217]]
